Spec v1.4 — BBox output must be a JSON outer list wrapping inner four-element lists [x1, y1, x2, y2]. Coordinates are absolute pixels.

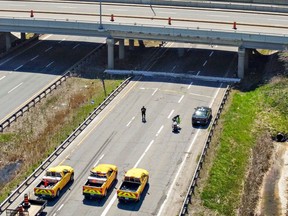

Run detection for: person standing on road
[[141, 106, 146, 121]]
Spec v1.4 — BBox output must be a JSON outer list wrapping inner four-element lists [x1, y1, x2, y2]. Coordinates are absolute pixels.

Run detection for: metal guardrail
[[0, 42, 106, 133], [0, 76, 132, 214], [179, 85, 231, 216], [0, 75, 68, 133]]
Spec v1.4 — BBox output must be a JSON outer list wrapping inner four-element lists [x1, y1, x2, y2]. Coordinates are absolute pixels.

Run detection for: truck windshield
[[124, 177, 140, 183], [46, 172, 61, 177]]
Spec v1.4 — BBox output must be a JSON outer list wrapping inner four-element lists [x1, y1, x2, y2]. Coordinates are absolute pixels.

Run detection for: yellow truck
[[117, 168, 149, 202], [34, 165, 74, 199], [83, 164, 118, 199]]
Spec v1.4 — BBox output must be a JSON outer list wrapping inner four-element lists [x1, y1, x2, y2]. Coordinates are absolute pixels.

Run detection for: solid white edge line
[[156, 125, 164, 137], [209, 83, 223, 107], [157, 129, 201, 216], [101, 140, 155, 216], [178, 95, 184, 103], [93, 154, 104, 167], [8, 82, 23, 93], [168, 110, 174, 119]]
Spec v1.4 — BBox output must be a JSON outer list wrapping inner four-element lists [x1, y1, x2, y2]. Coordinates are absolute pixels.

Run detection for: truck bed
[[119, 182, 140, 192], [36, 180, 56, 189], [85, 181, 103, 188]]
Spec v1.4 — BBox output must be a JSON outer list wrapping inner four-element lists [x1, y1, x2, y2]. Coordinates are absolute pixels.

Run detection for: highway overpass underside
[[0, 33, 254, 79], [106, 37, 250, 79]]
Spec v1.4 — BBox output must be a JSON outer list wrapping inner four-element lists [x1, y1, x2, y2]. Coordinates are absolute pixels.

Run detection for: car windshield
[[195, 110, 207, 117]]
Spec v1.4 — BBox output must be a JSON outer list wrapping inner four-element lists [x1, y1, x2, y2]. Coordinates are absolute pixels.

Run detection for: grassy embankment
[[0, 77, 123, 202], [201, 74, 288, 214]]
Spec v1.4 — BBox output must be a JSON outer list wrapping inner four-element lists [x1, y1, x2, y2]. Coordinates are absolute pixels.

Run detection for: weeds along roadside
[[0, 77, 123, 202], [191, 74, 288, 215]]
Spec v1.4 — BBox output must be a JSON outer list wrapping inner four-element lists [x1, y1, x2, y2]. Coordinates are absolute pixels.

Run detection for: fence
[[179, 85, 231, 215]]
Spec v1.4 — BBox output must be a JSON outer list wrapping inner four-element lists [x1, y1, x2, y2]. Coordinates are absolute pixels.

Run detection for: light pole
[[99, 0, 103, 30]]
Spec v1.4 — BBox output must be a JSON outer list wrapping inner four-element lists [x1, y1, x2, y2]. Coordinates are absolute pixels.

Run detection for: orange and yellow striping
[[34, 188, 53, 196], [117, 191, 137, 199]]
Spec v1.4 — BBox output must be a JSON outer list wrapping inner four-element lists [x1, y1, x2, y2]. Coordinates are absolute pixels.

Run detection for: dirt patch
[[239, 132, 274, 216]]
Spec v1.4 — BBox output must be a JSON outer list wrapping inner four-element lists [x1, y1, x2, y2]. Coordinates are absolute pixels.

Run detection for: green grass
[[0, 78, 123, 202], [201, 77, 288, 215]]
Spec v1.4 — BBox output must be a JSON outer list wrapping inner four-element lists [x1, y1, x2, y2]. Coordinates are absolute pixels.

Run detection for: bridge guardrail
[[179, 85, 231, 216], [0, 75, 132, 214]]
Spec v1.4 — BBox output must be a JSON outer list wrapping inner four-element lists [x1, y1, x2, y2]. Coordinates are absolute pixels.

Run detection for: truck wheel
[[56, 190, 60, 198], [70, 173, 74, 182]]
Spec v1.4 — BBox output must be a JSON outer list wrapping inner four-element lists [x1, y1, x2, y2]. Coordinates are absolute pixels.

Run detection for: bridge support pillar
[[5, 32, 11, 51], [107, 37, 114, 69], [21, 33, 26, 41], [119, 39, 125, 60], [129, 39, 134, 50], [238, 47, 246, 79]]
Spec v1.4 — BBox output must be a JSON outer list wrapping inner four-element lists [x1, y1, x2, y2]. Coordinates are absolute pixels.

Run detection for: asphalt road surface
[[1, 0, 288, 35], [0, 34, 105, 123], [2, 74, 229, 216]]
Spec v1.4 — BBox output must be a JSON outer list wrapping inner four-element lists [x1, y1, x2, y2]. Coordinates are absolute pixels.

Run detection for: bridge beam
[[107, 37, 114, 69], [5, 32, 11, 51], [238, 47, 247, 79], [119, 39, 124, 60]]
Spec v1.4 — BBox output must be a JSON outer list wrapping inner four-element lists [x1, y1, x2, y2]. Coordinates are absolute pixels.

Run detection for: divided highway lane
[[4, 76, 228, 216], [0, 35, 104, 123], [1, 0, 288, 34]]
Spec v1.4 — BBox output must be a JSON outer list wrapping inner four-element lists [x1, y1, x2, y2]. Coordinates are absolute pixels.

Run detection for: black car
[[192, 106, 212, 126]]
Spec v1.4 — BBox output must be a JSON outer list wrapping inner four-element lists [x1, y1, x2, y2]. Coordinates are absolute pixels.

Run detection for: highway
[[0, 0, 288, 35], [0, 1, 250, 215], [2, 75, 229, 216], [0, 35, 105, 122]]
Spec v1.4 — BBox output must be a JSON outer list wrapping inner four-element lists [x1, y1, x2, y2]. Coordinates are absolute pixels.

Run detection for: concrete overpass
[[0, 17, 287, 78]]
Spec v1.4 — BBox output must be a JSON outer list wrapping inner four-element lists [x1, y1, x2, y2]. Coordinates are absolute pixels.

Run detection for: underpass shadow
[[117, 183, 150, 211], [82, 179, 119, 207], [46, 180, 74, 207]]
